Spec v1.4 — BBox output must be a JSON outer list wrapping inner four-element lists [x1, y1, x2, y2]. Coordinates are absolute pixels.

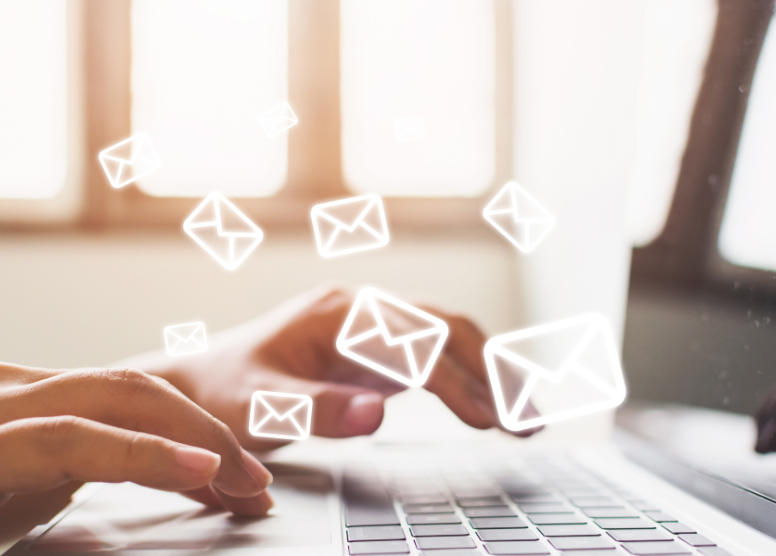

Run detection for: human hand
[[122, 286, 540, 452], [0, 364, 273, 515]]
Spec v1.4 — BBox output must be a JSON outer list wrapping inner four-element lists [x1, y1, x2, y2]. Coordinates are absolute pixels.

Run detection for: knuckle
[[97, 368, 159, 399], [35, 415, 84, 445]]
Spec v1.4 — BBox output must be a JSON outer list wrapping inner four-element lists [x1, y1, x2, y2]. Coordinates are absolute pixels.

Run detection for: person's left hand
[[120, 286, 540, 452]]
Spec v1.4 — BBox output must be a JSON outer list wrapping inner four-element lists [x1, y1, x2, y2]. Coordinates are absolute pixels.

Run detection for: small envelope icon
[[98, 133, 161, 189], [164, 321, 207, 357], [484, 313, 626, 432], [260, 101, 298, 138], [483, 182, 555, 253], [183, 192, 264, 271], [336, 287, 449, 388], [249, 391, 313, 441], [311, 194, 390, 258], [393, 117, 425, 141]]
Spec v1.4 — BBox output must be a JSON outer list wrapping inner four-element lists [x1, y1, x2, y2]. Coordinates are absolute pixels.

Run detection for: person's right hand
[[0, 363, 273, 515]]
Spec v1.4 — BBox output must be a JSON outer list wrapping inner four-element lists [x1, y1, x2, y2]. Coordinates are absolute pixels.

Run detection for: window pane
[[718, 16, 776, 272], [131, 0, 288, 197], [340, 0, 495, 197], [0, 0, 67, 199]]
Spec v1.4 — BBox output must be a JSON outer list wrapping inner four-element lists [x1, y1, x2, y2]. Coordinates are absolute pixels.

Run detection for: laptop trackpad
[[23, 463, 336, 554]]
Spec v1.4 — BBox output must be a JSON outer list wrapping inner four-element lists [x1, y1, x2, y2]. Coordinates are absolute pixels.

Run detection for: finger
[[212, 485, 274, 516], [0, 369, 272, 501], [417, 308, 490, 383], [179, 485, 225, 508], [221, 370, 385, 449], [0, 417, 220, 494]]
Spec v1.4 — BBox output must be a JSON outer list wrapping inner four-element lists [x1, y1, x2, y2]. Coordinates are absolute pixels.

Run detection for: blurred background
[[1, 0, 775, 435]]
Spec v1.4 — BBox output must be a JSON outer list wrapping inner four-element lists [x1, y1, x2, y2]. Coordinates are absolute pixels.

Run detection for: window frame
[[0, 0, 514, 232]]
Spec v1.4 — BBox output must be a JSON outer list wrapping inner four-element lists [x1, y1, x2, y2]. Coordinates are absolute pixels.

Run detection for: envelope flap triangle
[[372, 297, 441, 343], [279, 103, 297, 122], [316, 196, 374, 229], [185, 196, 219, 227], [514, 187, 553, 221], [168, 323, 203, 342], [101, 139, 137, 164], [259, 394, 308, 420], [485, 184, 516, 213], [215, 197, 261, 235], [496, 320, 593, 380], [572, 323, 620, 391]]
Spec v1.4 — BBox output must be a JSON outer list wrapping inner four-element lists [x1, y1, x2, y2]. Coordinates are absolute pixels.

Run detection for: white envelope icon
[[164, 321, 207, 357], [393, 117, 425, 141], [483, 182, 555, 253], [98, 133, 161, 189], [484, 313, 626, 432], [249, 391, 313, 441], [336, 287, 449, 388], [311, 194, 390, 258], [183, 192, 264, 271], [260, 101, 298, 138]]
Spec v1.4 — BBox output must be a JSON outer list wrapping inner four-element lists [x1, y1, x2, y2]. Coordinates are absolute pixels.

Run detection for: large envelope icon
[[98, 133, 161, 189], [393, 117, 425, 141], [484, 313, 626, 432], [183, 192, 264, 271], [483, 182, 555, 253], [249, 391, 313, 441], [164, 321, 207, 357], [311, 194, 390, 258], [336, 287, 449, 388], [260, 102, 299, 138]]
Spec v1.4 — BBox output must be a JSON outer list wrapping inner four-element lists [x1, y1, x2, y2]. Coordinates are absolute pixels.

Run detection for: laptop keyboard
[[342, 457, 732, 556]]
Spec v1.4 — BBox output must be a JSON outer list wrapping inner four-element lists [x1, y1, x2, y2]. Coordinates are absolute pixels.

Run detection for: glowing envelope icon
[[249, 391, 313, 441], [484, 313, 626, 433], [393, 117, 425, 141], [183, 192, 264, 270], [98, 133, 161, 189], [336, 287, 449, 388], [260, 101, 298, 138], [164, 321, 207, 357], [483, 182, 555, 253], [311, 194, 390, 258]]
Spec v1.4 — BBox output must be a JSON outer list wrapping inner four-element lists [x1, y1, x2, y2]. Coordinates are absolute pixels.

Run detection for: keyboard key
[[529, 514, 587, 526], [411, 525, 470, 537], [416, 537, 477, 550], [538, 525, 600, 537], [644, 511, 677, 523], [698, 548, 734, 556], [419, 550, 483, 556], [406, 504, 456, 514], [559, 488, 606, 497], [348, 527, 406, 542], [518, 503, 572, 514], [621, 541, 691, 555], [403, 495, 449, 505], [678, 534, 715, 547], [464, 507, 516, 518], [348, 540, 410, 554], [582, 507, 637, 518], [608, 530, 673, 542], [477, 530, 538, 542], [484, 541, 551, 555], [344, 478, 401, 527], [409, 514, 463, 525], [346, 507, 401, 527], [596, 518, 656, 530], [549, 536, 615, 551], [662, 523, 695, 535], [630, 501, 660, 512], [470, 518, 527, 529], [570, 497, 618, 508], [458, 497, 505, 507], [558, 551, 618, 556]]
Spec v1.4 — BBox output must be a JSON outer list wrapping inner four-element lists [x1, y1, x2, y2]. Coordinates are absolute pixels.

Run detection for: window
[[718, 13, 776, 273]]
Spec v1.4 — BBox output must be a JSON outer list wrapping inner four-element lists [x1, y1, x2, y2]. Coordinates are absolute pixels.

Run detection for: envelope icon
[[164, 321, 207, 357], [98, 133, 161, 189], [393, 117, 425, 141], [483, 182, 555, 253], [311, 194, 390, 258], [336, 287, 449, 388], [183, 192, 264, 271], [249, 391, 313, 441], [484, 313, 626, 432], [260, 101, 298, 138]]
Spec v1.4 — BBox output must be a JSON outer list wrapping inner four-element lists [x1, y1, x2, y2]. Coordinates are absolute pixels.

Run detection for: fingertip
[[341, 393, 384, 437], [241, 448, 273, 489], [174, 446, 221, 477]]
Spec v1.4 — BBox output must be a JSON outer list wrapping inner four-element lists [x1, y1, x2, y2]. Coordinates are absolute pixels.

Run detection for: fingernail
[[175, 446, 221, 475], [343, 393, 384, 435], [241, 448, 273, 488]]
